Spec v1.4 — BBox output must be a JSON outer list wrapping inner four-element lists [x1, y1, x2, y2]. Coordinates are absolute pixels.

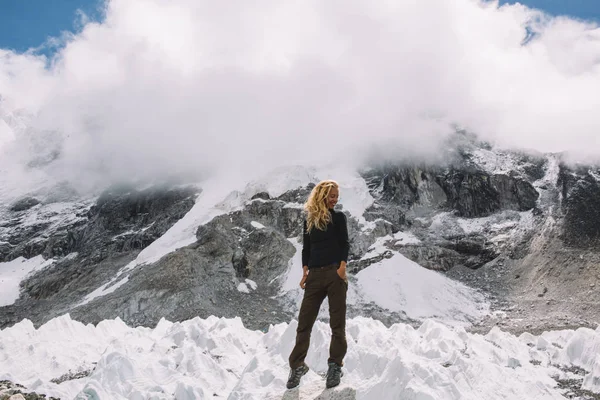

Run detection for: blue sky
[[0, 0, 598, 56], [499, 0, 599, 21], [0, 0, 104, 54]]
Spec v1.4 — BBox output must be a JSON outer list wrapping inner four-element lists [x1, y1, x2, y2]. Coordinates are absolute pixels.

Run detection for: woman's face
[[326, 187, 339, 209]]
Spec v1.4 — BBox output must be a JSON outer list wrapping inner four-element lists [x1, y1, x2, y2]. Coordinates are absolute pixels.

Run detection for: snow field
[[1, 314, 599, 400]]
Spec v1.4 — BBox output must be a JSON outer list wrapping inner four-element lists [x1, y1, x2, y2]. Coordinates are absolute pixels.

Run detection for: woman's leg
[[289, 273, 327, 369], [327, 269, 347, 366]]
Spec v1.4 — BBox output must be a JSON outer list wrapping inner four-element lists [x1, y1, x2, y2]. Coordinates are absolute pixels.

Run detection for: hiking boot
[[326, 362, 343, 388], [286, 363, 309, 389]]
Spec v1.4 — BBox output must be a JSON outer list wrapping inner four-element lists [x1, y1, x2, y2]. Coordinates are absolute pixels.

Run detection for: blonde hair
[[304, 180, 339, 232]]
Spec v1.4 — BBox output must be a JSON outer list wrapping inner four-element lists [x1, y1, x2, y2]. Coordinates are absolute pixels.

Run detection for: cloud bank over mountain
[[0, 0, 599, 192]]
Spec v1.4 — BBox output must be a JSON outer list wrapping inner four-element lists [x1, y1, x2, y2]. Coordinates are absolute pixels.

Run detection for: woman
[[287, 180, 349, 390]]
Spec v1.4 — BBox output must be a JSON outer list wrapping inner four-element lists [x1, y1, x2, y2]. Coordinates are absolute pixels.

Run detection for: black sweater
[[302, 210, 349, 268]]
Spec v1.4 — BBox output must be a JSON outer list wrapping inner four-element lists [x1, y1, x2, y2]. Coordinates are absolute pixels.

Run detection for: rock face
[[0, 185, 199, 328], [70, 194, 306, 329], [362, 167, 445, 229], [1, 186, 198, 263], [358, 154, 539, 271], [559, 165, 600, 247], [436, 171, 539, 217], [361, 161, 539, 222], [9, 197, 40, 212]]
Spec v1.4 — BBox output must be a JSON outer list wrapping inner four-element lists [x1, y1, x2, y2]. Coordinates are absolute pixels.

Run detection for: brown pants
[[289, 263, 348, 368]]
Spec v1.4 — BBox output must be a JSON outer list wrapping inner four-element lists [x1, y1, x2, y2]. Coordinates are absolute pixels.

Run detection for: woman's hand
[[337, 261, 347, 281], [300, 266, 309, 289]]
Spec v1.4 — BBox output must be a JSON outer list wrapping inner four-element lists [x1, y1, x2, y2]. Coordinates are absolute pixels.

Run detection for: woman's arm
[[337, 212, 349, 264], [337, 212, 349, 277], [300, 219, 311, 289], [301, 219, 311, 269]]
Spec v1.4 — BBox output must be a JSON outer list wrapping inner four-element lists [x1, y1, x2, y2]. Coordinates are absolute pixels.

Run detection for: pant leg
[[289, 272, 327, 368], [327, 267, 348, 366]]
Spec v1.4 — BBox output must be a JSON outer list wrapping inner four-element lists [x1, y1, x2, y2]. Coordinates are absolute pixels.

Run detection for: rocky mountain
[[1, 134, 599, 335]]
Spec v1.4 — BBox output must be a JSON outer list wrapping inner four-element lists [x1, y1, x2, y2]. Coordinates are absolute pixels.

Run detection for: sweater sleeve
[[301, 219, 311, 267], [337, 212, 349, 262]]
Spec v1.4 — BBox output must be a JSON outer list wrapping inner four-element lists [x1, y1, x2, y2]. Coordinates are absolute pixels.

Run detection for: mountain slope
[[0, 137, 599, 337]]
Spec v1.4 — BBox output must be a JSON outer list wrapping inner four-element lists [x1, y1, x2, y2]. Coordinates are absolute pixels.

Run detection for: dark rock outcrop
[[396, 245, 461, 271], [83, 185, 199, 257], [9, 197, 41, 212], [1, 185, 199, 263], [234, 198, 304, 238], [439, 234, 499, 269], [362, 166, 447, 209], [437, 170, 501, 217], [490, 174, 539, 212], [436, 170, 538, 217], [517, 152, 547, 181], [559, 164, 600, 247], [361, 166, 447, 231], [362, 163, 538, 221], [275, 184, 314, 204]]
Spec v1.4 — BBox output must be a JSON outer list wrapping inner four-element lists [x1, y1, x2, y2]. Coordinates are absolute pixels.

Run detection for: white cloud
[[0, 0, 599, 196]]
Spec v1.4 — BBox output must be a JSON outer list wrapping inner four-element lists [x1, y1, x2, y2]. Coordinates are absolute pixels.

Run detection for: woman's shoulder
[[331, 209, 347, 221]]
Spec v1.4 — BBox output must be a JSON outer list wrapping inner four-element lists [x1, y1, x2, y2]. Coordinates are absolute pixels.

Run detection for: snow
[[238, 279, 258, 293], [361, 234, 392, 260], [282, 202, 303, 209], [5, 202, 91, 237], [1, 314, 599, 399], [246, 279, 258, 290], [238, 283, 251, 293], [0, 256, 54, 307], [394, 230, 421, 245], [111, 222, 155, 241], [539, 154, 560, 187], [589, 169, 600, 182], [77, 277, 130, 307], [428, 210, 534, 244], [470, 148, 520, 175], [250, 221, 265, 229], [354, 254, 488, 324], [362, 231, 421, 260]]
